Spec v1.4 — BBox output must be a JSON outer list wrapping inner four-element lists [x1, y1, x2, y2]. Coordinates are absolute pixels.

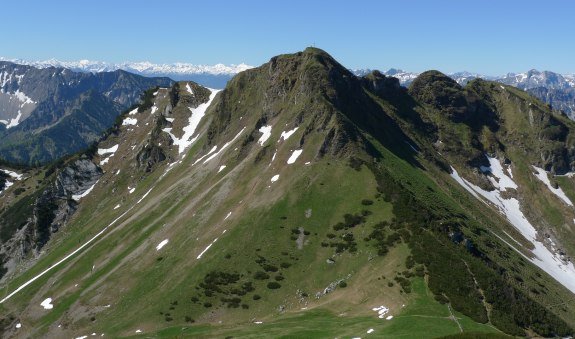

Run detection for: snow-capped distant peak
[[0, 57, 253, 76]]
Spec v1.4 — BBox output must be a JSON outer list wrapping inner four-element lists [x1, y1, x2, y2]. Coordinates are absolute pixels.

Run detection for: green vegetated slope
[[1, 48, 575, 338]]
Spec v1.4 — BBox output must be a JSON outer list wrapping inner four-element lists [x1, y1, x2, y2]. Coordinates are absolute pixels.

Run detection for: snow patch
[[372, 305, 389, 319], [151, 106, 158, 114], [257, 125, 272, 146], [203, 127, 246, 164], [287, 149, 303, 164], [15, 323, 21, 329], [5, 110, 22, 128], [450, 159, 575, 294], [0, 190, 147, 304], [156, 239, 169, 251], [218, 165, 226, 173], [136, 188, 153, 204], [479, 156, 517, 191], [97, 145, 119, 155], [72, 181, 98, 201], [128, 187, 135, 194], [165, 89, 220, 154], [193, 146, 217, 165], [279, 127, 298, 142], [367, 329, 374, 334], [186, 83, 194, 95], [271, 174, 279, 182], [122, 117, 137, 126], [532, 166, 573, 206], [1, 169, 23, 180], [386, 315, 393, 320], [128, 108, 138, 115], [224, 212, 232, 220], [113, 204, 120, 210], [40, 298, 54, 309], [99, 157, 111, 166], [197, 238, 219, 259]]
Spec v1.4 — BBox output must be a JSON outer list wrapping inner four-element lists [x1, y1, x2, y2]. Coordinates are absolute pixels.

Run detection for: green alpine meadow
[[1, 47, 575, 338]]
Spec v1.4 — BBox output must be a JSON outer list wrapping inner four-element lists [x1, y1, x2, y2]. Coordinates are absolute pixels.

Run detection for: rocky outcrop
[[0, 158, 102, 282], [55, 159, 102, 198], [0, 61, 173, 165]]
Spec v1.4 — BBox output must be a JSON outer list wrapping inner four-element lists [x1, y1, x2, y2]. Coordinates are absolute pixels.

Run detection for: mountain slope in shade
[[0, 57, 253, 89], [0, 61, 173, 165], [0, 49, 575, 338]]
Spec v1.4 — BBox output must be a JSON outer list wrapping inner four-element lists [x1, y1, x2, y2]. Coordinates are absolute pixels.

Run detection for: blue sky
[[1, 0, 573, 75]]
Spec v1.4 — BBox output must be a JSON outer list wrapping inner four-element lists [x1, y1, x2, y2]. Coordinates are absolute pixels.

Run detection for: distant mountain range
[[0, 61, 172, 165], [3, 57, 572, 118], [0, 57, 252, 89], [355, 68, 575, 118]]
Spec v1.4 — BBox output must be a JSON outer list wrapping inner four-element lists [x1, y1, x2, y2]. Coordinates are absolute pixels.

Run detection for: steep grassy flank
[[1, 48, 575, 338]]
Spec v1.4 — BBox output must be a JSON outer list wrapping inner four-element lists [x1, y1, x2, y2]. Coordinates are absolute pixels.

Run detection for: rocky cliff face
[[0, 61, 173, 164], [0, 158, 102, 282]]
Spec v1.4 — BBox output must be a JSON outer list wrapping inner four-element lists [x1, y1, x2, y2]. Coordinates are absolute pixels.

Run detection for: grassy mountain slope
[[1, 48, 574, 338]]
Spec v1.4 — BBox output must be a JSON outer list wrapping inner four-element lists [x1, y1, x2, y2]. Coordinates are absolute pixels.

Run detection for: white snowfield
[[287, 149, 303, 164], [40, 297, 53, 309], [156, 239, 169, 251], [257, 125, 272, 146], [203, 127, 246, 164], [0, 89, 36, 128], [532, 166, 573, 206], [372, 305, 390, 319], [279, 127, 298, 142], [71, 181, 98, 201], [450, 156, 575, 294], [193, 146, 217, 165], [1, 168, 23, 180], [122, 117, 138, 126], [5, 110, 22, 128], [163, 88, 220, 154], [479, 156, 516, 190], [97, 144, 119, 166], [136, 188, 153, 204], [97, 145, 119, 155], [271, 174, 279, 182], [197, 237, 219, 259], [186, 83, 194, 95]]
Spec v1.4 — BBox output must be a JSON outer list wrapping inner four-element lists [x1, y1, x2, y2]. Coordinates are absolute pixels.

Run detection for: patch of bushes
[[369, 164, 573, 336], [267, 282, 281, 289], [361, 199, 374, 206], [254, 271, 270, 280]]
